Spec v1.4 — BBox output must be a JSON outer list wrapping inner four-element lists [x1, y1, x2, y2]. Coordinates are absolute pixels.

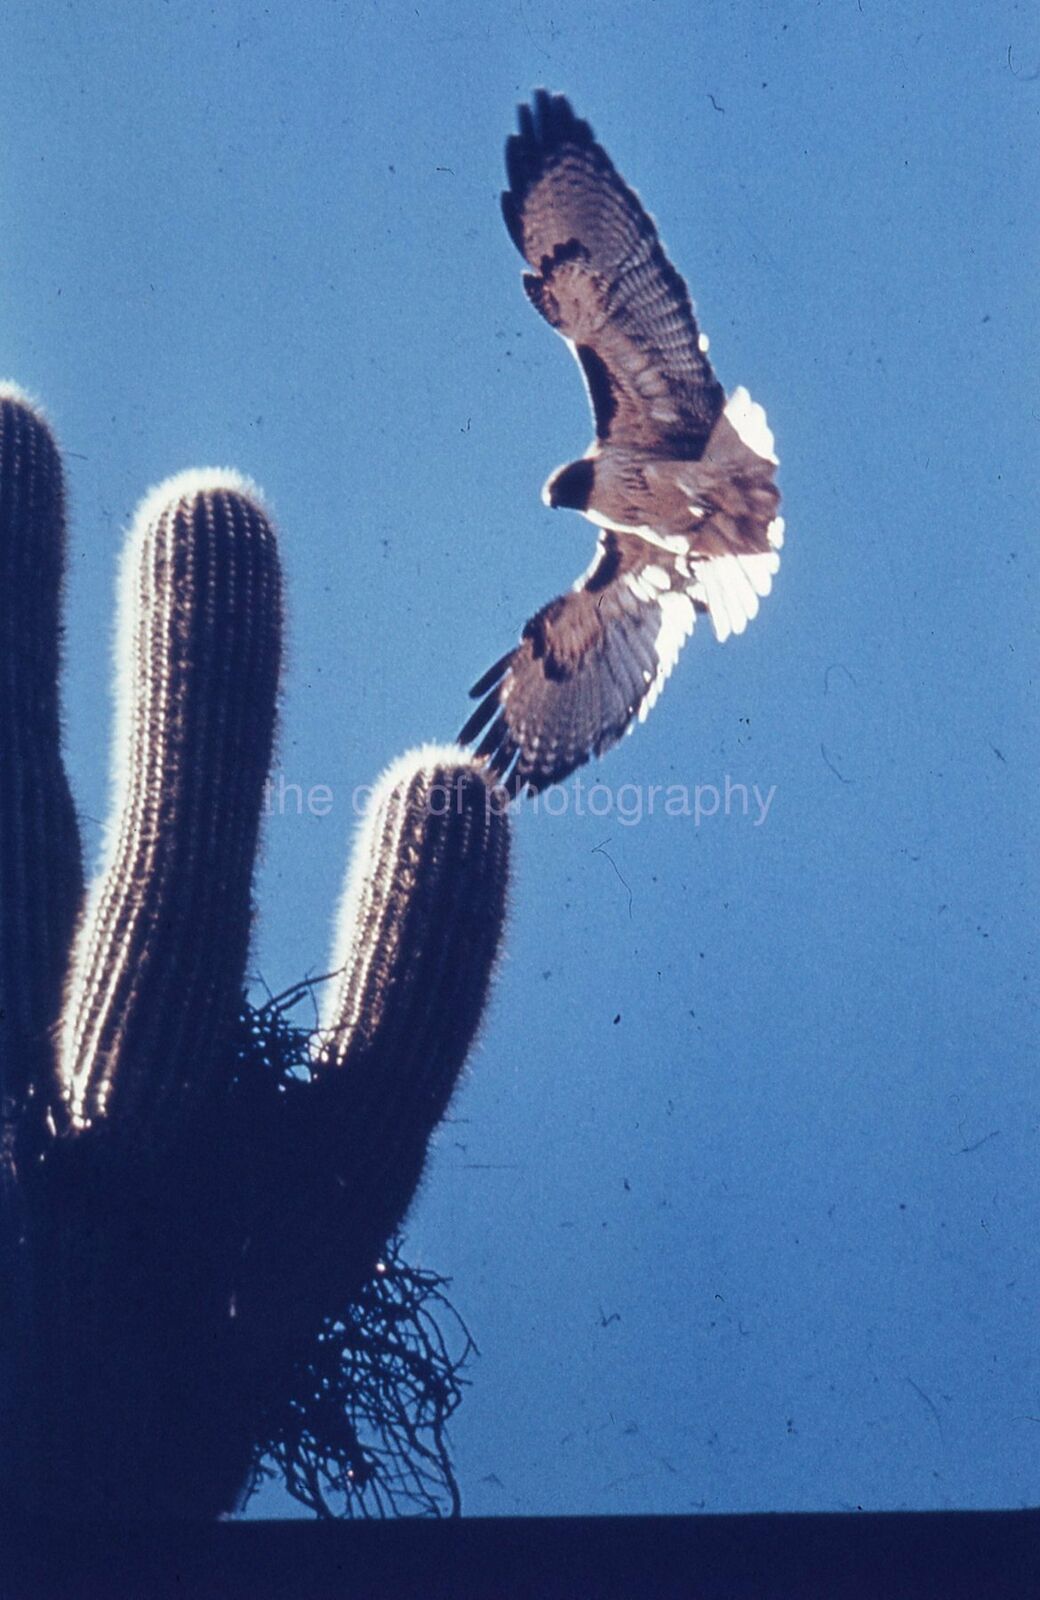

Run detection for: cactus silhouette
[[0, 383, 510, 1519]]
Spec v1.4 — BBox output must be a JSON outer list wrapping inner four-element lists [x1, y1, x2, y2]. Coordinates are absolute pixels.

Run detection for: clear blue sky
[[3, 0, 1037, 1517]]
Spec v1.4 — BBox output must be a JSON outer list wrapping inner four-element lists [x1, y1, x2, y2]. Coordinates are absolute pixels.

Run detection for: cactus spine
[[59, 471, 282, 1135]]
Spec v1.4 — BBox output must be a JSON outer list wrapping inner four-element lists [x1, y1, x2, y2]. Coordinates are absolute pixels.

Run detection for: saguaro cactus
[[0, 383, 510, 1520]]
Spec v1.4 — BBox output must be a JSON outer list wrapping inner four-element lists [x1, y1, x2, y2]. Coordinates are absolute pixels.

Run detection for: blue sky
[[3, 0, 1038, 1517]]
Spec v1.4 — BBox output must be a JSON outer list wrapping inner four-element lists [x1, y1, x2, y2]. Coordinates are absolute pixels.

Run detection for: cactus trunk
[[0, 388, 83, 1121], [0, 389, 83, 1508]]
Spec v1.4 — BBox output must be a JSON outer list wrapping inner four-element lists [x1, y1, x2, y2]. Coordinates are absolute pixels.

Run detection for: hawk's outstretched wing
[[502, 89, 725, 456], [459, 522, 780, 796]]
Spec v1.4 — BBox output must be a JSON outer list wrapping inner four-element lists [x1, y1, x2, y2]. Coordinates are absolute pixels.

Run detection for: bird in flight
[[459, 91, 784, 796]]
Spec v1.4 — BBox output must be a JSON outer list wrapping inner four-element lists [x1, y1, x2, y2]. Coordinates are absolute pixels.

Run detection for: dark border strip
[[4, 1510, 1040, 1600]]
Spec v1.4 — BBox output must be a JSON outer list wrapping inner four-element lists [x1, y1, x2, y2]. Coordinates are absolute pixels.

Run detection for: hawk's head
[[541, 456, 594, 511]]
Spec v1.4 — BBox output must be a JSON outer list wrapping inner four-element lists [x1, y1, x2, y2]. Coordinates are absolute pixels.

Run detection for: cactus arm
[[317, 746, 509, 1245], [232, 748, 509, 1357], [0, 387, 83, 1116], [57, 471, 282, 1136]]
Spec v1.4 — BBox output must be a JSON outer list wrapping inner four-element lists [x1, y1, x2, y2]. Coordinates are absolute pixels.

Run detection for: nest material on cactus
[[228, 987, 475, 1520], [254, 1236, 474, 1520]]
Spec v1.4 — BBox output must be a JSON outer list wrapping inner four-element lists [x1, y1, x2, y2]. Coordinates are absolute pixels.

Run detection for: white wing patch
[[628, 523, 690, 556], [724, 385, 777, 465], [638, 590, 696, 723], [690, 510, 784, 644], [624, 563, 672, 603]]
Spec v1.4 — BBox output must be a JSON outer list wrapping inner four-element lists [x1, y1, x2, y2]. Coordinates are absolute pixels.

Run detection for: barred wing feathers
[[502, 90, 724, 455], [460, 533, 702, 795]]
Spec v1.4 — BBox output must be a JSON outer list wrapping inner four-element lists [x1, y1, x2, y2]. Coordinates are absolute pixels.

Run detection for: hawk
[[459, 90, 784, 796]]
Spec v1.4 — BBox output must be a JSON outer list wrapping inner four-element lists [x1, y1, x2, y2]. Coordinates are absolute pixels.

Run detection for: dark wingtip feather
[[458, 670, 510, 747], [516, 101, 535, 145], [533, 90, 593, 152], [468, 649, 514, 699], [504, 131, 529, 195], [540, 91, 572, 145], [532, 88, 562, 146], [458, 701, 492, 749], [500, 190, 524, 252], [507, 92, 595, 203]]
